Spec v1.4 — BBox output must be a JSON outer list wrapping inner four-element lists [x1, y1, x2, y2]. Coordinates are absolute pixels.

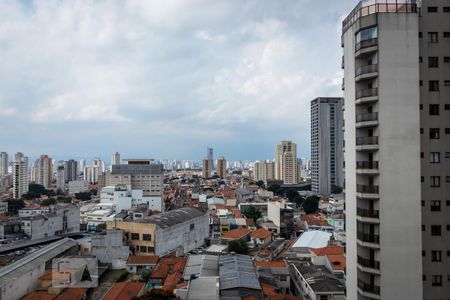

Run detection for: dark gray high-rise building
[[66, 159, 78, 182], [310, 97, 344, 196], [0, 152, 7, 176]]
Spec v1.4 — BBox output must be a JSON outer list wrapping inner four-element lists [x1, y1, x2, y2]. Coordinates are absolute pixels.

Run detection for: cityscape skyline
[[0, 1, 356, 160]]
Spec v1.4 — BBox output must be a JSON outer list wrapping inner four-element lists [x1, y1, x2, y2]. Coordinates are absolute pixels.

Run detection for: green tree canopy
[[41, 198, 57, 206], [255, 180, 265, 188], [228, 239, 249, 254], [302, 195, 321, 214], [331, 185, 343, 194], [242, 206, 262, 222], [74, 191, 92, 201], [286, 189, 298, 201], [267, 184, 281, 193], [5, 198, 25, 214]]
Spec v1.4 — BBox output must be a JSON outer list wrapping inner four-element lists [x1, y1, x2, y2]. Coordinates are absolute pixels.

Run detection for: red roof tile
[[221, 228, 250, 240], [151, 257, 187, 279], [311, 245, 344, 256], [250, 228, 272, 240], [21, 291, 55, 300], [254, 261, 287, 268], [55, 288, 87, 300], [326, 254, 346, 271], [103, 282, 144, 300], [127, 255, 159, 265]]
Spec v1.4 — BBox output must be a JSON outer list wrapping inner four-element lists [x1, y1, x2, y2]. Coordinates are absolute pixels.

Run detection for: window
[[420, 104, 423, 110], [423, 274, 427, 281], [445, 104, 450, 110], [431, 225, 442, 236], [430, 128, 440, 139], [429, 57, 439, 68], [420, 80, 423, 86], [190, 223, 195, 230], [432, 251, 442, 262], [444, 32, 450, 38], [421, 152, 424, 158], [147, 246, 155, 252], [420, 128, 424, 134], [446, 128, 450, 134], [423, 250, 426, 256], [143, 234, 151, 241], [131, 233, 140, 240], [431, 200, 441, 211], [447, 225, 450, 231], [430, 152, 440, 163], [428, 32, 439, 43], [445, 81, 450, 87], [427, 6, 438, 12], [422, 225, 426, 231], [447, 200, 450, 206], [419, 56, 423, 63], [444, 57, 450, 63], [430, 104, 440, 115], [139, 246, 147, 253], [355, 26, 378, 50], [447, 176, 450, 183], [419, 32, 423, 38], [421, 200, 425, 206], [421, 176, 425, 183], [431, 176, 441, 187], [445, 7, 450, 12], [432, 275, 442, 286], [446, 152, 450, 158], [429, 81, 439, 91]]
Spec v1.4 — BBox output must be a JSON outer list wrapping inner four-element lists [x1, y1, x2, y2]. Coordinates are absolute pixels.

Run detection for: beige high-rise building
[[342, 1, 450, 299], [202, 157, 211, 179], [216, 156, 227, 179], [275, 141, 298, 184], [33, 154, 53, 188], [112, 152, 120, 165], [253, 160, 275, 183], [13, 154, 28, 199]]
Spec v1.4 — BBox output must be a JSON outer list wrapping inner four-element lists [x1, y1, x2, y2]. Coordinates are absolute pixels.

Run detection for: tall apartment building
[[202, 157, 212, 178], [216, 156, 227, 179], [207, 147, 214, 170], [253, 160, 275, 183], [341, 1, 450, 299], [66, 159, 78, 182], [56, 165, 65, 190], [83, 158, 105, 184], [0, 152, 8, 176], [275, 141, 298, 184], [13, 154, 29, 199], [112, 152, 120, 165], [32, 155, 53, 188], [310, 97, 344, 195]]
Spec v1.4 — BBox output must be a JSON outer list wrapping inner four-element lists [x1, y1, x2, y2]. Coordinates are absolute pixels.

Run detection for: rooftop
[[254, 261, 287, 268], [219, 254, 261, 291], [292, 264, 345, 293], [291, 231, 331, 250], [251, 228, 272, 240], [151, 256, 187, 279], [326, 255, 346, 271], [133, 207, 206, 229], [103, 282, 145, 300], [183, 255, 219, 280], [311, 245, 345, 256], [221, 228, 250, 240], [127, 255, 159, 265]]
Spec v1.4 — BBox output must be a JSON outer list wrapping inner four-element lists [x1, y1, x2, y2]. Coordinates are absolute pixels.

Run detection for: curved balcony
[[355, 38, 378, 58], [357, 208, 380, 223], [355, 64, 378, 82], [357, 255, 381, 274], [357, 231, 380, 248], [356, 136, 379, 151], [357, 184, 379, 198], [357, 279, 381, 299], [356, 160, 379, 174], [356, 112, 378, 128], [355, 88, 378, 104]]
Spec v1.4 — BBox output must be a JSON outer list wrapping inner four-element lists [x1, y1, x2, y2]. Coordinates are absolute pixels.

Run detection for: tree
[[302, 195, 321, 214], [331, 185, 343, 194], [74, 192, 92, 201], [228, 240, 249, 254], [90, 189, 98, 196], [134, 289, 177, 300], [23, 183, 55, 199], [243, 206, 262, 222], [41, 198, 57, 206], [286, 189, 299, 201], [267, 184, 281, 193], [5, 198, 25, 214], [292, 195, 305, 208], [255, 180, 264, 188]]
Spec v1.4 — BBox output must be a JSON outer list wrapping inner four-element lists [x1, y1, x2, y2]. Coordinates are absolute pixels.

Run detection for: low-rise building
[[268, 200, 295, 238], [250, 228, 273, 247], [91, 229, 130, 269], [126, 255, 159, 274], [107, 207, 209, 257], [103, 282, 145, 300], [221, 228, 250, 245], [68, 180, 89, 194]]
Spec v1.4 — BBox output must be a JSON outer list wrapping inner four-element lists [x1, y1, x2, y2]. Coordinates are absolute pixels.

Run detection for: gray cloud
[[0, 0, 356, 161]]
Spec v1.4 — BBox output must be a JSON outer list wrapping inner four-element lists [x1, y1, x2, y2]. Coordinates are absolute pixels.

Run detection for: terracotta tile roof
[[21, 291, 55, 300], [127, 255, 159, 265], [151, 257, 187, 279], [103, 282, 144, 300], [221, 228, 250, 240], [246, 219, 255, 226], [55, 288, 87, 300], [250, 228, 272, 240], [311, 245, 345, 256], [254, 261, 287, 268], [326, 254, 346, 271], [39, 269, 78, 281], [300, 214, 330, 227], [162, 271, 183, 292], [261, 283, 303, 300], [231, 209, 243, 218]]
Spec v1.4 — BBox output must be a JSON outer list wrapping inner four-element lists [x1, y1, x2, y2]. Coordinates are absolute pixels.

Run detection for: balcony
[[341, 78, 345, 91], [355, 88, 378, 104], [357, 279, 381, 299], [355, 38, 378, 57], [355, 64, 378, 82], [357, 231, 380, 248], [357, 184, 379, 198], [356, 160, 379, 174], [357, 255, 381, 274], [357, 208, 380, 223], [341, 56, 345, 69], [356, 136, 379, 151], [356, 112, 378, 128]]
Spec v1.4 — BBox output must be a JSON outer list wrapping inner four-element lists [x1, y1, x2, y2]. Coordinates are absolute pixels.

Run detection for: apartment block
[[216, 156, 227, 179], [13, 154, 28, 199], [310, 97, 344, 196], [275, 141, 298, 184], [341, 0, 450, 298]]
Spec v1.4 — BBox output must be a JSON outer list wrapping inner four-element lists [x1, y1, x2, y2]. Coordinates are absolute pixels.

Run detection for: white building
[[68, 180, 89, 194], [13, 154, 28, 199], [100, 184, 163, 212], [275, 141, 298, 184]]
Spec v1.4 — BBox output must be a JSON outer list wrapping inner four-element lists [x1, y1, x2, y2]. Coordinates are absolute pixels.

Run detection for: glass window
[[429, 80, 439, 91], [429, 57, 439, 68], [356, 26, 378, 44], [432, 275, 442, 286], [428, 7, 438, 12], [431, 176, 441, 187], [431, 200, 441, 211], [429, 104, 439, 115], [430, 152, 440, 163], [444, 7, 450, 12], [143, 234, 152, 241], [432, 251, 442, 262], [428, 32, 439, 43], [431, 225, 442, 236], [444, 32, 450, 38], [131, 233, 140, 240], [430, 128, 440, 139], [445, 57, 450, 63]]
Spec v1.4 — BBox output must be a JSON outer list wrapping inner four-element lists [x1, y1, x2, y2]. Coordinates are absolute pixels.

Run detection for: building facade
[[202, 157, 212, 179], [310, 97, 344, 196], [253, 160, 275, 183], [112, 152, 121, 166], [32, 155, 52, 188], [13, 154, 28, 199], [0, 152, 8, 176], [275, 141, 298, 184], [341, 1, 442, 299], [216, 156, 227, 179]]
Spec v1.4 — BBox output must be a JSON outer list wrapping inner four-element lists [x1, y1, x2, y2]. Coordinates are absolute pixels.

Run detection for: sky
[[0, 0, 356, 162]]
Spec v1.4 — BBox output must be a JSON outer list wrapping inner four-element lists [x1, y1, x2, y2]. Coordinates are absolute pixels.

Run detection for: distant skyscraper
[[13, 154, 28, 199], [79, 159, 85, 175], [207, 147, 213, 170], [202, 157, 212, 179], [216, 156, 227, 179], [66, 159, 78, 182], [310, 97, 344, 195], [253, 160, 275, 183], [33, 154, 53, 188], [0, 152, 8, 176], [56, 165, 65, 190], [112, 152, 120, 165], [275, 141, 298, 184]]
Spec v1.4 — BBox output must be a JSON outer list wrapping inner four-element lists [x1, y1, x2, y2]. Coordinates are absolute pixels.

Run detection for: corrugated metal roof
[[183, 255, 219, 280], [134, 207, 206, 229], [219, 254, 261, 291]]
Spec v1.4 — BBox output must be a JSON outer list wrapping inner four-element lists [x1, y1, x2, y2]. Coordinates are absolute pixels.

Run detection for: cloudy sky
[[0, 0, 356, 162]]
